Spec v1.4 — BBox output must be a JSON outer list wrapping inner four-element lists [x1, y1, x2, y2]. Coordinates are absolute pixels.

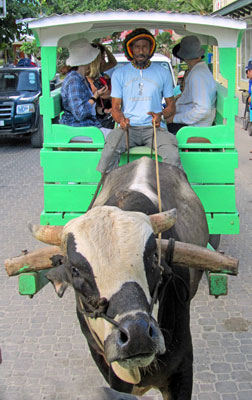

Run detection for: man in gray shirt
[[167, 36, 217, 134]]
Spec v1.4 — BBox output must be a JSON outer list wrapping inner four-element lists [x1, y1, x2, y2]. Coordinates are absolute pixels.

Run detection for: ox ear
[[149, 208, 177, 234], [46, 264, 69, 298]]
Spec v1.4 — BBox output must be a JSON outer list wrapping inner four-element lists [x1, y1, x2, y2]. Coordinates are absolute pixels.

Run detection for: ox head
[[31, 206, 177, 383]]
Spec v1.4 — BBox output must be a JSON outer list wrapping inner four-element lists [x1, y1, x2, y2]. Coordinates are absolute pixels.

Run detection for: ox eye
[[71, 266, 79, 278]]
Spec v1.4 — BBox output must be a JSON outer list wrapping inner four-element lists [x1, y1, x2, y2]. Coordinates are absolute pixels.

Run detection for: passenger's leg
[[96, 128, 127, 173], [167, 123, 187, 135], [101, 127, 112, 139]]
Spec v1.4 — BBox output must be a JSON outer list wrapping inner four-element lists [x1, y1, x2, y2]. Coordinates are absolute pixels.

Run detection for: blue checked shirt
[[60, 70, 101, 127]]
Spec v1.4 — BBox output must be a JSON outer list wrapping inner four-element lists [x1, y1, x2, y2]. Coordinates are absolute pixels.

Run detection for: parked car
[[0, 66, 59, 147]]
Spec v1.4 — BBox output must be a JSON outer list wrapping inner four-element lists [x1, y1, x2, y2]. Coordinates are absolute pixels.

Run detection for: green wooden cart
[[16, 10, 246, 297]]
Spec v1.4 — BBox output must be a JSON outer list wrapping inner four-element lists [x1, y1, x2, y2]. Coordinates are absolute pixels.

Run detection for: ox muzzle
[[104, 312, 165, 368]]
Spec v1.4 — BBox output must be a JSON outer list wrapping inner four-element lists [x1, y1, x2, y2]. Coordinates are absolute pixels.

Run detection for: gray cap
[[177, 36, 205, 60]]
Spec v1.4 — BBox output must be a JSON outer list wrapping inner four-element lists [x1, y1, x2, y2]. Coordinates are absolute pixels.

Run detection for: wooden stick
[[4, 246, 63, 277], [160, 240, 239, 275]]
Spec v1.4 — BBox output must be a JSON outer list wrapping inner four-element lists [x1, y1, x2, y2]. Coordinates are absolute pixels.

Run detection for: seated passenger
[[97, 28, 182, 174], [166, 36, 217, 134], [172, 43, 188, 95], [60, 38, 111, 138], [91, 42, 117, 73], [87, 46, 116, 130]]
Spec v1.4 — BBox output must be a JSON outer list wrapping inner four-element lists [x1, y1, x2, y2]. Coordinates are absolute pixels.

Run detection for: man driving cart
[[97, 28, 182, 173]]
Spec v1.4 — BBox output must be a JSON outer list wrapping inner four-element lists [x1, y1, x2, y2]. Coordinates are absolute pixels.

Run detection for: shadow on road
[[0, 135, 31, 149]]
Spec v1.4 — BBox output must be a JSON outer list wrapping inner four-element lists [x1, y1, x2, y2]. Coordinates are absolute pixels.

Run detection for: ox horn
[[159, 239, 238, 275], [28, 223, 64, 246], [149, 208, 177, 234]]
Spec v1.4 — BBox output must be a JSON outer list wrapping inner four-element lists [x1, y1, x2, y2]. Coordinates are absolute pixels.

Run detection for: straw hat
[[67, 38, 100, 67]]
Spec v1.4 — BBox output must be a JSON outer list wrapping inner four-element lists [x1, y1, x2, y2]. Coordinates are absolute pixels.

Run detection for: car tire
[[31, 116, 43, 148], [209, 234, 221, 250]]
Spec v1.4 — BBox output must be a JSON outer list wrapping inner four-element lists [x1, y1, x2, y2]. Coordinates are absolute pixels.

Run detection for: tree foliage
[[156, 31, 173, 56], [40, 0, 212, 14], [20, 39, 40, 58], [0, 0, 213, 59], [170, 0, 213, 14], [0, 0, 40, 51]]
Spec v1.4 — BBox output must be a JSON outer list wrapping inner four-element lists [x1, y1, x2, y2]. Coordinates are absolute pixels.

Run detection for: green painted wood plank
[[41, 150, 102, 182], [50, 88, 62, 117], [19, 269, 50, 296], [40, 210, 239, 235], [119, 146, 162, 165], [40, 211, 84, 225], [44, 183, 237, 214], [180, 150, 238, 183], [44, 184, 97, 212], [43, 124, 105, 148], [192, 184, 236, 212], [206, 212, 239, 234], [206, 271, 228, 296], [176, 125, 235, 148]]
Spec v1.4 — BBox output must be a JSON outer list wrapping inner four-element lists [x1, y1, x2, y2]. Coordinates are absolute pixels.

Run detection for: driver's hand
[[148, 112, 161, 127], [119, 117, 130, 130]]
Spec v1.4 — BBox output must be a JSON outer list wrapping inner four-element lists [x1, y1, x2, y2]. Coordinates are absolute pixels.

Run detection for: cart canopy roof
[[28, 10, 246, 49]]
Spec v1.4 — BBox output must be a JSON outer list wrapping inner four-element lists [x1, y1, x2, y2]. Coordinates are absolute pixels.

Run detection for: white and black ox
[[31, 157, 210, 400]]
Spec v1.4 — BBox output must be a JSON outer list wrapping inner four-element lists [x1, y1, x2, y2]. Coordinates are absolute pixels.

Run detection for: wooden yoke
[[4, 246, 63, 277], [160, 239, 238, 276]]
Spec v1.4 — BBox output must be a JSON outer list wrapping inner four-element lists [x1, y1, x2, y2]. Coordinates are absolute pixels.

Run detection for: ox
[[30, 156, 209, 399]]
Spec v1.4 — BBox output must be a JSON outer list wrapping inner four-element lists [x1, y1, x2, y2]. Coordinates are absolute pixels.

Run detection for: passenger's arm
[[101, 48, 117, 72], [112, 97, 130, 129], [163, 96, 176, 120]]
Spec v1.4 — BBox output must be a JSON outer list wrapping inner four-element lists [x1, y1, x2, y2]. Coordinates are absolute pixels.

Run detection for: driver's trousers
[[96, 125, 182, 173]]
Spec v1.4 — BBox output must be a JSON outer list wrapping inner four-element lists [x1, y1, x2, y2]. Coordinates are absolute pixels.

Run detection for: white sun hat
[[67, 38, 100, 67]]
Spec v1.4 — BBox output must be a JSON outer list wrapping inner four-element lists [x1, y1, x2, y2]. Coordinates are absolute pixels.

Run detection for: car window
[[0, 70, 40, 92], [17, 71, 40, 91], [0, 73, 18, 91]]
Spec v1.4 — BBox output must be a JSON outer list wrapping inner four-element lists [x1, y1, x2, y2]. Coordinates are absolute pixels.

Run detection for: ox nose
[[117, 315, 160, 355]]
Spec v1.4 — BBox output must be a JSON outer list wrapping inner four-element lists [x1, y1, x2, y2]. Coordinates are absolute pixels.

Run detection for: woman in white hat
[[60, 38, 110, 136]]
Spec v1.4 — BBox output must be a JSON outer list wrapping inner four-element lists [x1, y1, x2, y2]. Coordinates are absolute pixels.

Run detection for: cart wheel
[[248, 123, 252, 137], [243, 110, 250, 131], [209, 234, 221, 250]]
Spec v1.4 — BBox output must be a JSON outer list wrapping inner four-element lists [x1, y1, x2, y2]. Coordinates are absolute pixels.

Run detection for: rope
[[153, 120, 162, 265], [126, 128, 130, 163]]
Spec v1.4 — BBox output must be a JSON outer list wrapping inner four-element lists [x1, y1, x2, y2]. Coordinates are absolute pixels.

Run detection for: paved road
[[0, 124, 252, 400]]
